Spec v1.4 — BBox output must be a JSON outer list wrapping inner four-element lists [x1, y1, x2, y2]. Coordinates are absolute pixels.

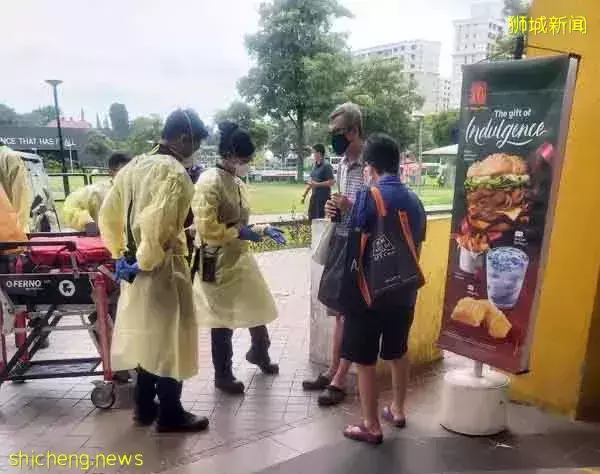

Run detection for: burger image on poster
[[456, 153, 530, 274]]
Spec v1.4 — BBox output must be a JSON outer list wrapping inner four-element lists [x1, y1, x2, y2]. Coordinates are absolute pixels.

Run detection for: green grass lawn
[[50, 177, 453, 219]]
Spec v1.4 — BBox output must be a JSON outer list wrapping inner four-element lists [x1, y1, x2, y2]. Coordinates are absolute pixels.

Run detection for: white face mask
[[235, 163, 250, 177], [364, 165, 375, 186]]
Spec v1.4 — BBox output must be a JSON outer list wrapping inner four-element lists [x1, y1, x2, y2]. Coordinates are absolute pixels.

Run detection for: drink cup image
[[458, 246, 483, 274], [486, 247, 529, 309]]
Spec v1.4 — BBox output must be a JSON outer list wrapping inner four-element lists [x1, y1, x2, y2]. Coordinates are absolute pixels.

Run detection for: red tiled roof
[[46, 117, 92, 129]]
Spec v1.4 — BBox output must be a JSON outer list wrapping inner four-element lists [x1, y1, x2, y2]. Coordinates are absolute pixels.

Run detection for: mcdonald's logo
[[470, 81, 487, 106]]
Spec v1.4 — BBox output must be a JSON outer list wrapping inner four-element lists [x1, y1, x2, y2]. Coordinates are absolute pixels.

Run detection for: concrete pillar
[[309, 219, 334, 367]]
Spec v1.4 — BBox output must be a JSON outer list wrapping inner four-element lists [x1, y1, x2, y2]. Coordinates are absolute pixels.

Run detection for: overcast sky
[[1, 0, 475, 123]]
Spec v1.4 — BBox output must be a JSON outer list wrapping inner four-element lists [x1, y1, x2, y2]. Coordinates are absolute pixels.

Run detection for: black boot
[[246, 325, 279, 375], [212, 328, 245, 395], [156, 377, 209, 433], [134, 367, 159, 426]]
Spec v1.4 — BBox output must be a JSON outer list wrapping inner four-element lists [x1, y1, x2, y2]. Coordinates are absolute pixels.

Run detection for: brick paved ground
[[2, 248, 599, 474], [0, 249, 338, 473]]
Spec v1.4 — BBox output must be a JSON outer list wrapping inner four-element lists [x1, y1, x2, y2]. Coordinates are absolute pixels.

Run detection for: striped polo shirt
[[336, 156, 364, 236]]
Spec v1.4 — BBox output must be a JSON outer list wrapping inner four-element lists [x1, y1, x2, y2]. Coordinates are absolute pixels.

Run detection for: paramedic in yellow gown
[[0, 141, 31, 234], [99, 109, 209, 432], [63, 152, 131, 381], [63, 152, 130, 234], [192, 121, 287, 395]]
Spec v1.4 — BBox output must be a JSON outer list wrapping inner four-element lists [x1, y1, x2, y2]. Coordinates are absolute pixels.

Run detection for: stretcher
[[0, 233, 121, 409]]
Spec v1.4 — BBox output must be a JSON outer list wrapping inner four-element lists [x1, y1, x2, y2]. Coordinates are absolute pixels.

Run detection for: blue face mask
[[331, 133, 350, 156]]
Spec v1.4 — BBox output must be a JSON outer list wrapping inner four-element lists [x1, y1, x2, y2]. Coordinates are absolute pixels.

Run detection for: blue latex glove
[[265, 226, 287, 245], [239, 225, 262, 242], [115, 257, 140, 283]]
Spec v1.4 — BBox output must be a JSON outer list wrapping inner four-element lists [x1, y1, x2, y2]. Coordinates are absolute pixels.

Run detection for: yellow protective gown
[[192, 167, 278, 329], [99, 154, 198, 381], [0, 145, 32, 233], [63, 180, 112, 230]]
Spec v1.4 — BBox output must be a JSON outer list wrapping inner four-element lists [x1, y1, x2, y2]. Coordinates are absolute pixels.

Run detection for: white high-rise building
[[436, 77, 452, 112], [450, 1, 505, 108], [353, 40, 442, 114]]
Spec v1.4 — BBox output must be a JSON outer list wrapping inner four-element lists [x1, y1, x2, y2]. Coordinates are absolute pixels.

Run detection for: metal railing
[[49, 173, 111, 202]]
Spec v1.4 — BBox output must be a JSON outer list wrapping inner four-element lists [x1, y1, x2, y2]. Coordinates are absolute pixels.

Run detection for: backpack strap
[[369, 186, 387, 217], [398, 211, 420, 264]]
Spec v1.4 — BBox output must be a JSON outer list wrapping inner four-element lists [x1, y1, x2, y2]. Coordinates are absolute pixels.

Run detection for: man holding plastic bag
[[303, 103, 365, 406]]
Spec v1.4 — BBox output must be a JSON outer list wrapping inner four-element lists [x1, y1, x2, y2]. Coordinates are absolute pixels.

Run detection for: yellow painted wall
[[408, 216, 450, 365], [509, 0, 600, 416]]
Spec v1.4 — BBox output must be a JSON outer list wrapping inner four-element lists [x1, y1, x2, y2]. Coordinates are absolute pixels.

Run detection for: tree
[[0, 104, 18, 126], [429, 110, 460, 148], [20, 106, 57, 127], [83, 130, 115, 165], [214, 101, 271, 150], [239, 0, 351, 180], [102, 116, 110, 130], [336, 58, 423, 151], [493, 0, 529, 59], [109, 103, 130, 140], [123, 115, 163, 157]]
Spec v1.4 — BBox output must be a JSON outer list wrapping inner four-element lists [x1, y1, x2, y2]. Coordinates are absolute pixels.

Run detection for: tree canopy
[[239, 0, 351, 179], [494, 0, 529, 59], [336, 58, 423, 150], [109, 103, 130, 140], [429, 110, 460, 148], [0, 103, 59, 127], [214, 101, 270, 151], [121, 115, 163, 157], [83, 130, 115, 163]]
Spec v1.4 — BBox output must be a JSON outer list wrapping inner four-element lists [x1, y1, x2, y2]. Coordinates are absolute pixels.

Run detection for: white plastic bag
[[312, 221, 335, 266], [0, 290, 15, 335]]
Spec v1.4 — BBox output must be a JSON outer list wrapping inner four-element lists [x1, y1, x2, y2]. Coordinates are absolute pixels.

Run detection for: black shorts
[[341, 304, 414, 366]]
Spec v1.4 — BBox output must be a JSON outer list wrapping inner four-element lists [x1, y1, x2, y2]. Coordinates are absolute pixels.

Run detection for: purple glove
[[116, 257, 140, 283], [239, 225, 262, 242], [265, 227, 287, 245]]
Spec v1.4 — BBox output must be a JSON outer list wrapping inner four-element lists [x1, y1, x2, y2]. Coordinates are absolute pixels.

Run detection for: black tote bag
[[317, 227, 366, 315], [358, 187, 425, 308]]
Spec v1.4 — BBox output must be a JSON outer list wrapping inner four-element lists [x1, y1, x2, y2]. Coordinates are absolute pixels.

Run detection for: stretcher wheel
[[91, 383, 116, 409]]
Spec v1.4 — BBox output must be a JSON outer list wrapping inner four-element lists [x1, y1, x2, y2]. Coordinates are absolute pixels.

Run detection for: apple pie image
[[450, 297, 486, 327], [450, 297, 512, 339]]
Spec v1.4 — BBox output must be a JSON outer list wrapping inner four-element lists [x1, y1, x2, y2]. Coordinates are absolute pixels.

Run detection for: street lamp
[[45, 79, 70, 196], [66, 143, 74, 173], [412, 110, 425, 187]]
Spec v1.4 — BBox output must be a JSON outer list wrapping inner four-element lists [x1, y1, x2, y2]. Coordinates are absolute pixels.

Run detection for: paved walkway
[[0, 249, 323, 473], [1, 249, 599, 474]]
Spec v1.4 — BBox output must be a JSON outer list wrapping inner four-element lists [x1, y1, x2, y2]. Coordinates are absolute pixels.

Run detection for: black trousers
[[135, 367, 183, 418], [211, 325, 271, 381]]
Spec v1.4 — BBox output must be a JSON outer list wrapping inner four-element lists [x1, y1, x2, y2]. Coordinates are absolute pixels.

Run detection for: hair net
[[162, 109, 209, 142]]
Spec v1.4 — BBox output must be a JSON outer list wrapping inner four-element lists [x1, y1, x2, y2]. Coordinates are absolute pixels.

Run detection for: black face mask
[[331, 133, 350, 156]]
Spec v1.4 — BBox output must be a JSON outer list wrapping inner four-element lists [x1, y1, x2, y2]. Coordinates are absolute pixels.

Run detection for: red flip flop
[[382, 406, 407, 428], [343, 423, 383, 445]]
